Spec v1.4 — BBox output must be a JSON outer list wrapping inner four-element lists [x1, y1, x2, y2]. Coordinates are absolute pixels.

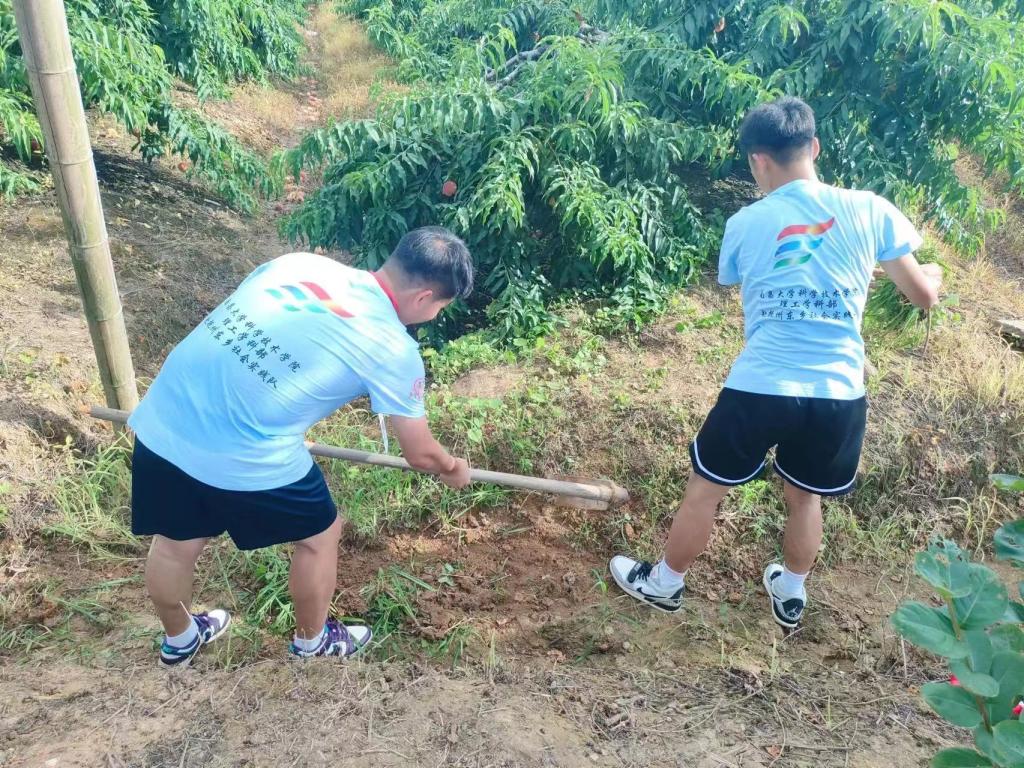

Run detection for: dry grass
[[193, 83, 305, 154], [314, 8, 400, 119], [838, 218, 1024, 556], [178, 6, 399, 153], [0, 641, 943, 766], [901, 254, 1024, 414]]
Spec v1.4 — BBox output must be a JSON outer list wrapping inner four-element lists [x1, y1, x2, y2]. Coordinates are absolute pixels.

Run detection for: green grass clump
[[45, 439, 141, 560]]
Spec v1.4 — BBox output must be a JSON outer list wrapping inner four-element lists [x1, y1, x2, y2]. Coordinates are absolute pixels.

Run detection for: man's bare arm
[[878, 256, 942, 309], [391, 415, 471, 489]]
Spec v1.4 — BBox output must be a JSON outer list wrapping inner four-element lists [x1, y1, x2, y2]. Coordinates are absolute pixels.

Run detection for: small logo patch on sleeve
[[411, 378, 425, 401]]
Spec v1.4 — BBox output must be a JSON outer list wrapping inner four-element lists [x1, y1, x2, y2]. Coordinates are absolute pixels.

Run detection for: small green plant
[[360, 565, 477, 666], [693, 311, 725, 329], [240, 546, 294, 634], [45, 440, 142, 560], [437, 561, 459, 588], [430, 621, 476, 667], [424, 331, 516, 385], [361, 565, 433, 646], [890, 511, 1024, 766], [734, 479, 781, 541], [992, 476, 1024, 493], [0, 481, 11, 529]]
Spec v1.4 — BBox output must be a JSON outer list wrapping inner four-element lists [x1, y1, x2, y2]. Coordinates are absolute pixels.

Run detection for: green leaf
[[940, 293, 961, 308], [1003, 602, 1024, 623], [891, 602, 968, 659], [992, 475, 1024, 493], [931, 748, 991, 767], [993, 721, 1024, 764], [995, 519, 1024, 564], [950, 661, 1000, 698], [990, 651, 1024, 722], [976, 724, 998, 761], [922, 682, 984, 728], [953, 565, 1009, 630], [965, 630, 995, 675], [917, 541, 973, 598], [991, 624, 1024, 655]]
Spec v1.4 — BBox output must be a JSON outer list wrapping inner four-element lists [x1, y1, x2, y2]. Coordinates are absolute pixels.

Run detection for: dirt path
[[2, 7, 1023, 768], [1, 554, 951, 767]]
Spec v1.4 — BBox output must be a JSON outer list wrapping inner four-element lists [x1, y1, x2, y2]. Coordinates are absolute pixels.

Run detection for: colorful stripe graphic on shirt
[[776, 217, 836, 241], [264, 282, 354, 318], [772, 217, 835, 270]]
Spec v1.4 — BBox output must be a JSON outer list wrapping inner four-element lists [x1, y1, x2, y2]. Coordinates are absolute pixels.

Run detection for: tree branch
[[485, 21, 609, 91]]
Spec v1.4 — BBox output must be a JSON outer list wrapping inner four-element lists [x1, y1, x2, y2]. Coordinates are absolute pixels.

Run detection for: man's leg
[[225, 462, 370, 659], [767, 395, 865, 628], [146, 534, 208, 636], [132, 439, 230, 666], [663, 473, 732, 574], [290, 515, 342, 640], [146, 534, 230, 666], [762, 481, 822, 629], [781, 480, 822, 576], [287, 514, 371, 658], [609, 473, 730, 612]]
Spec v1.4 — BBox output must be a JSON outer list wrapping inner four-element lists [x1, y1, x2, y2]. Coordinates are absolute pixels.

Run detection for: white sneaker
[[289, 618, 373, 658], [159, 609, 231, 668], [763, 564, 806, 629], [609, 556, 684, 613]]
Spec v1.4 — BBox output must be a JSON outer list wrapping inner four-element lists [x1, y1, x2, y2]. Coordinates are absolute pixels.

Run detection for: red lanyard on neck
[[371, 272, 400, 314]]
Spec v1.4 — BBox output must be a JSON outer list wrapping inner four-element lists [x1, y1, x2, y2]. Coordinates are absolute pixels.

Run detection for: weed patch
[[45, 440, 141, 561]]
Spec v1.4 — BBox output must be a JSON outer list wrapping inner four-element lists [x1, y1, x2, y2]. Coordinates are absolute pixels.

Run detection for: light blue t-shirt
[[720, 179, 922, 400], [129, 253, 427, 491]]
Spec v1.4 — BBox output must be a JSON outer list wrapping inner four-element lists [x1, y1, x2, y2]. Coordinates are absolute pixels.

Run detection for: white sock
[[165, 617, 199, 648], [293, 626, 327, 652], [654, 559, 685, 590], [775, 566, 808, 598]]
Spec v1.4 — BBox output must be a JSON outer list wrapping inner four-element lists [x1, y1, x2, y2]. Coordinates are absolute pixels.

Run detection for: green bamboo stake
[[13, 0, 139, 410]]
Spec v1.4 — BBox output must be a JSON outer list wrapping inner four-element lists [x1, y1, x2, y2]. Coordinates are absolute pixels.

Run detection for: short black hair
[[738, 96, 816, 165], [388, 226, 474, 300]]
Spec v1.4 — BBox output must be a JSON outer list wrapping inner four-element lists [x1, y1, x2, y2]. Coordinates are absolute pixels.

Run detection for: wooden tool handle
[[86, 406, 630, 505]]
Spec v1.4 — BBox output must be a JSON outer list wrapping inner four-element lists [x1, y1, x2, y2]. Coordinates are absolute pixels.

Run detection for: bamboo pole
[[13, 0, 139, 410], [87, 406, 631, 506]]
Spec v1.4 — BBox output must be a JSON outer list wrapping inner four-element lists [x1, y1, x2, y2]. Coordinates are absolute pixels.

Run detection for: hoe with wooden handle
[[86, 406, 630, 510]]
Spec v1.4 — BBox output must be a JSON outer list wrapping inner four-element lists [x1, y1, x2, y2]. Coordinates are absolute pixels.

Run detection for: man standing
[[609, 98, 942, 629], [128, 227, 474, 665]]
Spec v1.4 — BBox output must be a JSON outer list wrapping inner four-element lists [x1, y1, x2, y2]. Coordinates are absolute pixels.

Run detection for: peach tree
[[282, 0, 1024, 341], [0, 0, 310, 207]]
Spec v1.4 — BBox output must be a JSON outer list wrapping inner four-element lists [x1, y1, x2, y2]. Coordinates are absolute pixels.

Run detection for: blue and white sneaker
[[159, 609, 231, 668], [763, 564, 806, 629], [289, 617, 373, 659], [609, 555, 684, 613]]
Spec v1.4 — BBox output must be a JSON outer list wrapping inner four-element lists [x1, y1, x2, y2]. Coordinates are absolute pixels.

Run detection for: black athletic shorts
[[689, 388, 868, 496], [131, 438, 337, 550]]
